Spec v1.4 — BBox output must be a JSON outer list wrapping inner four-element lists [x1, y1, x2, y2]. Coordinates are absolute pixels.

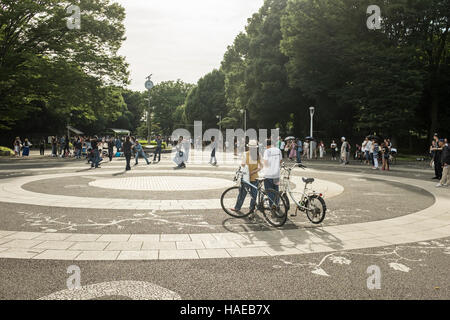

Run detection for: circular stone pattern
[[88, 176, 233, 191]]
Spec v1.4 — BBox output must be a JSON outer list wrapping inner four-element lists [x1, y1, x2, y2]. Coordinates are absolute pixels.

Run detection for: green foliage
[[184, 70, 228, 129], [150, 80, 194, 135], [0, 0, 129, 131]]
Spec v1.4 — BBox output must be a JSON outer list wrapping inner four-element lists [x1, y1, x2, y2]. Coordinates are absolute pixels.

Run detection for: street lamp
[[309, 106, 315, 159], [240, 109, 247, 133], [216, 115, 222, 132], [145, 75, 154, 142]]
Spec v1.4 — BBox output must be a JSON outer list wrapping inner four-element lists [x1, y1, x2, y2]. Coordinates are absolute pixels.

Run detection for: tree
[[184, 70, 228, 130], [0, 0, 129, 133], [221, 0, 308, 134], [150, 80, 194, 135]]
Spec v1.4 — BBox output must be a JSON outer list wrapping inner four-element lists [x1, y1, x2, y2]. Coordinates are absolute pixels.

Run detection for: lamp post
[[240, 109, 247, 133], [67, 112, 73, 139], [216, 115, 222, 133], [145, 75, 154, 142], [309, 106, 315, 159]]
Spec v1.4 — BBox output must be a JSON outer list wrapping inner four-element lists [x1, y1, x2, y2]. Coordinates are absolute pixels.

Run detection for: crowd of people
[[429, 133, 449, 188], [12, 134, 166, 171], [274, 136, 397, 170]]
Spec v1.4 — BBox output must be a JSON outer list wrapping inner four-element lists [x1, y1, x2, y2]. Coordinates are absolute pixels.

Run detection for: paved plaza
[[0, 154, 449, 299]]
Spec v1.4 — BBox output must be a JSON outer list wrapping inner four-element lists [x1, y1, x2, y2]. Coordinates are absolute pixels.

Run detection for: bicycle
[[220, 167, 288, 227], [280, 162, 327, 224]]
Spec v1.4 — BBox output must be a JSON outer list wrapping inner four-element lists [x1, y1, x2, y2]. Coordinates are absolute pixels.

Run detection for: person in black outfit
[[123, 136, 132, 171], [153, 135, 162, 163], [431, 133, 443, 180], [108, 137, 115, 162], [39, 138, 45, 156], [90, 137, 100, 169]]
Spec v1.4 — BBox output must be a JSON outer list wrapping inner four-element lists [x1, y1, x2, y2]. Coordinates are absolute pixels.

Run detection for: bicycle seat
[[302, 178, 315, 184]]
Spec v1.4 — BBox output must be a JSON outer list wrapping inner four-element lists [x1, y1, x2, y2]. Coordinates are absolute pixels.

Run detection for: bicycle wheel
[[305, 195, 327, 224], [221, 186, 253, 218], [282, 192, 290, 212], [261, 189, 288, 227]]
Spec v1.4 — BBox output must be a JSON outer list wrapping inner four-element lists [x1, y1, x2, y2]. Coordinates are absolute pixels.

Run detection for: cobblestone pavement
[[0, 154, 448, 299]]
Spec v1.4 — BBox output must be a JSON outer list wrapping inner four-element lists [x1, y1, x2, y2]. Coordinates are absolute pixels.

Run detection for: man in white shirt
[[263, 139, 283, 204]]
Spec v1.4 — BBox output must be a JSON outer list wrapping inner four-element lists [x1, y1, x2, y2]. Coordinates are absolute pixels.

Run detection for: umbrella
[[285, 136, 295, 141], [305, 136, 315, 141]]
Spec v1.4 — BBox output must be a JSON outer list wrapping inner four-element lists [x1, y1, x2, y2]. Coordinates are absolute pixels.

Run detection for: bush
[[138, 140, 167, 149], [0, 146, 14, 156]]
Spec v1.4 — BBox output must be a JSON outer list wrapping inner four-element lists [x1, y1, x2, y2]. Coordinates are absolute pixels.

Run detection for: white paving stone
[[160, 234, 191, 242], [129, 234, 160, 242], [176, 241, 205, 250], [34, 241, 75, 250], [76, 251, 120, 261], [196, 249, 231, 259], [142, 241, 176, 250], [117, 251, 158, 260], [105, 242, 142, 251], [2, 232, 41, 240], [0, 248, 43, 259], [70, 242, 109, 251], [159, 250, 199, 260], [34, 233, 72, 241], [33, 250, 81, 260], [65, 234, 102, 242], [226, 248, 269, 258], [3, 239, 43, 249], [260, 246, 304, 256], [97, 234, 131, 242], [203, 240, 240, 249]]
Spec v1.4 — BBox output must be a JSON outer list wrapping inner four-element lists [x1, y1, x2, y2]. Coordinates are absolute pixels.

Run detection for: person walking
[[431, 133, 443, 180], [263, 139, 283, 205], [153, 135, 163, 163], [340, 137, 350, 165], [372, 139, 380, 170], [330, 140, 337, 160], [280, 139, 286, 159], [108, 137, 114, 162], [134, 140, 150, 166], [90, 137, 100, 168], [39, 137, 45, 156], [13, 137, 22, 157], [437, 139, 449, 187], [123, 136, 132, 171], [51, 136, 57, 157], [22, 138, 31, 157], [381, 140, 390, 171], [319, 141, 325, 159], [289, 140, 296, 161], [296, 139, 303, 163], [209, 136, 217, 166], [230, 140, 263, 217], [64, 135, 70, 157], [303, 140, 310, 159]]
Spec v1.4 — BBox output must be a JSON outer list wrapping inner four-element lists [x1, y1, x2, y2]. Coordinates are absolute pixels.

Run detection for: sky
[[115, 0, 264, 91]]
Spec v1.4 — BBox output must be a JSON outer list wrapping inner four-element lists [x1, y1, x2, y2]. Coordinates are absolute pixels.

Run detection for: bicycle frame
[[234, 168, 278, 210], [280, 163, 320, 211]]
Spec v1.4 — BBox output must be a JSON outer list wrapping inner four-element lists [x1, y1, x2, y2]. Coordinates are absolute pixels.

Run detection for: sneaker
[[436, 183, 444, 188]]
